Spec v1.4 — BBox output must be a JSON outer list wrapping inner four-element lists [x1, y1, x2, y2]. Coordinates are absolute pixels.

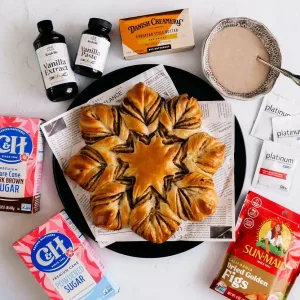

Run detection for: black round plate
[[53, 64, 246, 258]]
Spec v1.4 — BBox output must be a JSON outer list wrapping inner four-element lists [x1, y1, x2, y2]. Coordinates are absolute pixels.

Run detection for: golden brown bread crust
[[159, 94, 202, 140], [64, 145, 108, 192], [118, 135, 182, 200], [129, 189, 181, 244], [167, 172, 218, 221], [65, 82, 226, 243], [64, 136, 122, 192], [80, 104, 130, 144], [91, 182, 130, 230], [183, 132, 226, 175], [120, 82, 161, 136]]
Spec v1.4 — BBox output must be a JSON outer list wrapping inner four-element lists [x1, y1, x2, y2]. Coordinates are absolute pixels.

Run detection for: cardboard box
[[0, 116, 44, 213], [13, 210, 119, 300], [119, 8, 195, 59]]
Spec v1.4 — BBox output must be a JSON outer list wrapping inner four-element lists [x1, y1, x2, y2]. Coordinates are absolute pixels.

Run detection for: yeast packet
[[251, 93, 300, 141], [273, 114, 300, 148], [252, 140, 299, 194]]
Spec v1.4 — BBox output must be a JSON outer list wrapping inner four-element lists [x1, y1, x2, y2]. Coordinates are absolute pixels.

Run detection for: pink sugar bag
[[0, 116, 44, 213], [13, 210, 119, 300]]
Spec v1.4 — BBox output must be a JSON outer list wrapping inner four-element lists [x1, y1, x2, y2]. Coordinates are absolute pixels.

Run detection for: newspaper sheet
[[41, 65, 235, 246]]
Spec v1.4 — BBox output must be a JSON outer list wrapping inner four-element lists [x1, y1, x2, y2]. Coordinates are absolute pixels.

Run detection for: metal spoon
[[257, 55, 300, 86]]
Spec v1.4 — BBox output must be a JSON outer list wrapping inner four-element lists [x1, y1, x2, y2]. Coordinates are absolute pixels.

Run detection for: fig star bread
[[65, 82, 226, 243]]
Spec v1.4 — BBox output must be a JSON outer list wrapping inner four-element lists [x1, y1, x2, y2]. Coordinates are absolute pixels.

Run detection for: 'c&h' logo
[[31, 233, 73, 273], [0, 127, 33, 164]]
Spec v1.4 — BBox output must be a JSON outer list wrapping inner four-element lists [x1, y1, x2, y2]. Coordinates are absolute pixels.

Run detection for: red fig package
[[210, 191, 300, 300]]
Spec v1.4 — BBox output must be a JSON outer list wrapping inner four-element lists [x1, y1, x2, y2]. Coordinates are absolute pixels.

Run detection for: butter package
[[119, 8, 195, 59], [13, 210, 119, 300], [0, 116, 44, 213]]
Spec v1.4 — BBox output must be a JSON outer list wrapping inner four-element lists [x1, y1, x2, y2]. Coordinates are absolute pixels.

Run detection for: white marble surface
[[0, 0, 300, 299]]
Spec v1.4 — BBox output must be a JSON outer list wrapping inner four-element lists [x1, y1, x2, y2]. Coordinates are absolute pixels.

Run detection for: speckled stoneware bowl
[[202, 17, 282, 100]]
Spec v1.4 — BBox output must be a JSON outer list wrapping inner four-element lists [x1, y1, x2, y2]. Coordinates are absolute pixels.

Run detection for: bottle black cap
[[88, 18, 112, 31], [37, 20, 53, 32]]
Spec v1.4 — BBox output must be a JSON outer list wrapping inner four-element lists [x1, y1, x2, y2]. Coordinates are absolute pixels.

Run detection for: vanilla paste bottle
[[73, 18, 111, 78], [34, 20, 78, 102]]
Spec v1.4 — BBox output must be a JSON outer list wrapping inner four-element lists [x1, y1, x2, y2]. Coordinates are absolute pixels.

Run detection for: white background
[[0, 0, 300, 299]]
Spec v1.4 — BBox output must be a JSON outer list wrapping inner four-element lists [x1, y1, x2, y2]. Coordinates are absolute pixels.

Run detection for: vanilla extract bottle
[[34, 20, 78, 102], [73, 18, 111, 78]]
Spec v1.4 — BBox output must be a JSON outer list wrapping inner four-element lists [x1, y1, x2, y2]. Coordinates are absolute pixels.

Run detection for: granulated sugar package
[[252, 140, 299, 194], [250, 93, 300, 140], [273, 114, 300, 148]]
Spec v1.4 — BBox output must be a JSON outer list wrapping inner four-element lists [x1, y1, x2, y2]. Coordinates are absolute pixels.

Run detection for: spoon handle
[[257, 56, 300, 86]]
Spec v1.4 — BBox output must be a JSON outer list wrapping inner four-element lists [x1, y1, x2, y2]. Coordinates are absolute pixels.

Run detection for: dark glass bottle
[[34, 20, 78, 102], [73, 18, 111, 78]]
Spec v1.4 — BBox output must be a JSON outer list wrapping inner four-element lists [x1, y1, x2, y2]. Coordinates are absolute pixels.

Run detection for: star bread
[[65, 82, 226, 243]]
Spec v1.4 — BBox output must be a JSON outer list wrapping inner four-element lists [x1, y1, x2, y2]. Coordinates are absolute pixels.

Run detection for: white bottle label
[[75, 34, 110, 73], [36, 43, 76, 89]]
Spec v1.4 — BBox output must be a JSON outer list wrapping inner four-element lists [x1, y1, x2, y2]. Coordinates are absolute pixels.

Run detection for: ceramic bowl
[[202, 17, 282, 100]]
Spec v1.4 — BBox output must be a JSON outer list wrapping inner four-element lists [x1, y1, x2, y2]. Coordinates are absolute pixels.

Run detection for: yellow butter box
[[119, 8, 195, 60]]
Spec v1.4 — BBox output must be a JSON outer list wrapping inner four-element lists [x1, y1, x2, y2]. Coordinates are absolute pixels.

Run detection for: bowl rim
[[202, 17, 282, 101]]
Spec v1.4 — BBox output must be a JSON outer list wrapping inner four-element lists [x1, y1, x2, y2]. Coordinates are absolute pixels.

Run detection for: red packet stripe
[[259, 168, 287, 180]]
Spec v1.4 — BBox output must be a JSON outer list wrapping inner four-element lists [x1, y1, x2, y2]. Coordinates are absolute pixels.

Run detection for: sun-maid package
[[273, 115, 300, 148], [0, 116, 44, 213], [252, 140, 299, 194], [13, 210, 119, 300], [211, 191, 300, 300], [119, 8, 195, 59], [250, 93, 300, 141]]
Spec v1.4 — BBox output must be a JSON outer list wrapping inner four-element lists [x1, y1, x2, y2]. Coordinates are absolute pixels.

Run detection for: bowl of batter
[[202, 17, 282, 100]]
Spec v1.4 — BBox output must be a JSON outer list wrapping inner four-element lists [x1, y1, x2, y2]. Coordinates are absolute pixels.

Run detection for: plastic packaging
[[211, 191, 300, 300], [273, 114, 300, 148], [250, 93, 300, 141], [252, 140, 299, 194]]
